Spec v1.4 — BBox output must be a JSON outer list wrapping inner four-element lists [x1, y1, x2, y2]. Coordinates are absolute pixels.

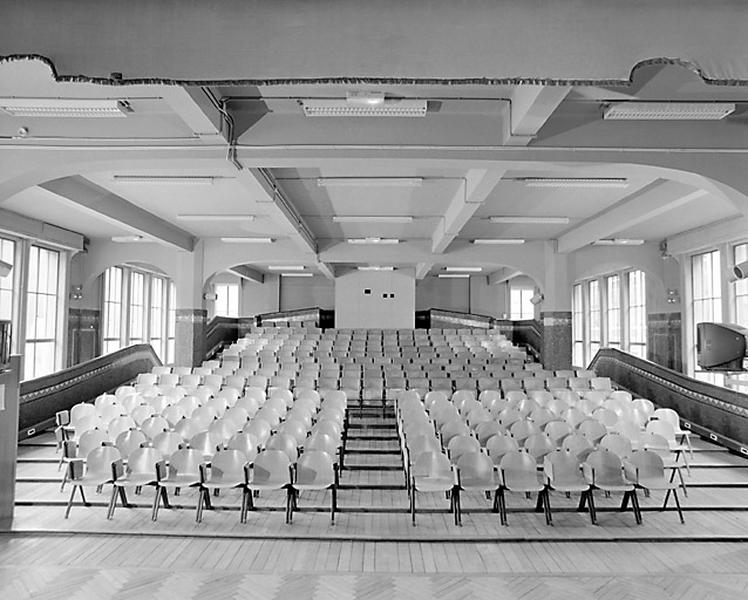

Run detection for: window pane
[[129, 271, 145, 341], [24, 246, 61, 378], [0, 238, 15, 321], [691, 251, 721, 375], [606, 275, 621, 346], [215, 283, 239, 318]]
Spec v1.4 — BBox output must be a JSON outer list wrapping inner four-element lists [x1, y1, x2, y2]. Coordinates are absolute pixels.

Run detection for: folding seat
[[227, 432, 260, 463], [446, 434, 481, 463], [243, 419, 272, 446], [583, 449, 642, 524], [289, 450, 338, 523], [305, 432, 341, 460], [59, 429, 110, 491], [277, 419, 309, 445], [65, 445, 122, 518], [523, 432, 556, 464], [496, 449, 551, 525], [560, 432, 594, 461], [409, 451, 458, 526], [266, 433, 299, 462], [247, 450, 294, 523], [509, 419, 539, 446], [196, 449, 250, 523], [543, 420, 573, 446], [152, 431, 183, 459], [652, 408, 693, 454], [439, 418, 471, 446], [543, 449, 596, 524]]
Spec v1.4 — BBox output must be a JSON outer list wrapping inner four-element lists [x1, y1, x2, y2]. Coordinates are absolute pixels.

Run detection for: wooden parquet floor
[[5, 402, 748, 598]]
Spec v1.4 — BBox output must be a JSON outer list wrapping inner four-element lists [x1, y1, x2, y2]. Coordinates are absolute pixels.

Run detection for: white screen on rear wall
[[334, 271, 415, 329]]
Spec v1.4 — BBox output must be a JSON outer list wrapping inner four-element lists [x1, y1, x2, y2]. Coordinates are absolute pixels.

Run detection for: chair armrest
[[68, 459, 85, 480], [155, 460, 167, 482], [288, 464, 295, 485], [582, 462, 594, 484], [453, 466, 460, 487], [198, 462, 209, 484], [623, 461, 638, 484], [62, 440, 78, 459], [111, 459, 125, 481]]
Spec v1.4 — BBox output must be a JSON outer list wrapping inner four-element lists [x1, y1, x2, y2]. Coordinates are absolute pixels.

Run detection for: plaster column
[[174, 241, 206, 367], [647, 256, 683, 371], [541, 242, 573, 370]]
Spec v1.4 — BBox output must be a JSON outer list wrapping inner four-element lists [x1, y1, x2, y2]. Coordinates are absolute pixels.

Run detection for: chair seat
[[73, 475, 114, 487], [504, 482, 545, 493], [460, 476, 498, 490], [161, 475, 201, 487], [203, 480, 246, 490], [550, 482, 589, 493], [249, 481, 290, 491], [414, 476, 454, 492], [114, 474, 157, 487], [594, 483, 634, 492], [293, 483, 333, 492], [637, 477, 678, 491]]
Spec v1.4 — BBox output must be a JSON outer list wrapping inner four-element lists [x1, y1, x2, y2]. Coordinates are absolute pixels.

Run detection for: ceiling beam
[[488, 267, 522, 285], [159, 86, 227, 144], [228, 265, 264, 284], [235, 167, 317, 256], [39, 176, 196, 251], [0, 207, 85, 252], [505, 85, 571, 146], [556, 180, 709, 254], [317, 261, 335, 280], [415, 262, 433, 280], [431, 168, 505, 254]]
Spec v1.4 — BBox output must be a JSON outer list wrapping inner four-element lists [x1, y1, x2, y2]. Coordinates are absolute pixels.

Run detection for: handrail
[[205, 316, 240, 359], [590, 348, 748, 452], [18, 343, 161, 439]]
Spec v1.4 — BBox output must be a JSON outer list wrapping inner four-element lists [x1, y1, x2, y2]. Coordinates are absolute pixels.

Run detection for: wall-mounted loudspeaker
[[529, 292, 544, 305], [0, 259, 12, 278], [734, 261, 748, 280]]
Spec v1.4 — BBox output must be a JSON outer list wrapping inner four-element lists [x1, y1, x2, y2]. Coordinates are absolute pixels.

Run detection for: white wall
[[335, 271, 415, 329], [280, 275, 334, 311], [241, 276, 280, 317], [415, 277, 470, 312]]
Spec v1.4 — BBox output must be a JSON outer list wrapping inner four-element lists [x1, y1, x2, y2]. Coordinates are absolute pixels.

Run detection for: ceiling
[[0, 50, 747, 282]]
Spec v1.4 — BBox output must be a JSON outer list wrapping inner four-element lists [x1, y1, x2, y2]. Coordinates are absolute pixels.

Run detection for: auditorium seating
[[57, 325, 690, 528]]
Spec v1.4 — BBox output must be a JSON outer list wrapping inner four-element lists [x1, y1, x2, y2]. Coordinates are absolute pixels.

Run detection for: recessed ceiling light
[[177, 214, 255, 221], [318, 178, 423, 188], [113, 175, 219, 185], [472, 239, 526, 245], [513, 178, 628, 188], [0, 98, 131, 118], [593, 238, 645, 246], [333, 216, 414, 223], [267, 265, 305, 271], [444, 267, 483, 272], [438, 273, 471, 279], [603, 101, 735, 121], [489, 216, 570, 224], [281, 272, 314, 277], [346, 91, 385, 106], [357, 266, 395, 271], [302, 99, 427, 117], [220, 237, 274, 244], [347, 238, 400, 244], [111, 235, 145, 243]]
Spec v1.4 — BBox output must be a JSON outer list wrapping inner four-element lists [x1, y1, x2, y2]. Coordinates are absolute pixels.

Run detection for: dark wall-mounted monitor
[[697, 322, 748, 371]]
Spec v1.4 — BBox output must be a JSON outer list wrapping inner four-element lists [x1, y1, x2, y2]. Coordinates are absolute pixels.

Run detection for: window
[[691, 250, 721, 381], [101, 265, 176, 363], [128, 271, 145, 343], [509, 287, 534, 320], [215, 283, 239, 317], [102, 266, 123, 354], [25, 245, 60, 379], [627, 270, 647, 359], [0, 237, 15, 322], [606, 275, 621, 349], [572, 283, 584, 366], [167, 281, 176, 363], [149, 276, 165, 359], [588, 279, 601, 359], [735, 243, 748, 326]]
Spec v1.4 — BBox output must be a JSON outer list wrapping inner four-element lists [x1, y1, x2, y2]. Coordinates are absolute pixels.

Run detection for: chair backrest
[[270, 388, 294, 408], [296, 450, 335, 486], [83, 446, 122, 479], [161, 404, 188, 427], [188, 431, 221, 458], [70, 402, 96, 425], [115, 429, 147, 458], [456, 451, 495, 485], [407, 433, 441, 458], [311, 418, 343, 440], [173, 417, 202, 441], [152, 431, 183, 457], [252, 450, 292, 486], [544, 449, 586, 486], [632, 398, 655, 416], [208, 418, 240, 444], [243, 419, 272, 445], [485, 433, 519, 464], [509, 419, 539, 443], [208, 449, 247, 483], [439, 418, 471, 444], [447, 434, 481, 461], [77, 429, 110, 457], [191, 406, 218, 429], [177, 395, 201, 417], [277, 419, 309, 445], [167, 448, 203, 479], [140, 415, 169, 440], [125, 447, 163, 476], [585, 449, 627, 486], [626, 449, 665, 481], [577, 419, 607, 444], [499, 449, 539, 485], [523, 432, 555, 461], [227, 432, 260, 462], [645, 419, 676, 442], [599, 432, 633, 459], [305, 432, 338, 457], [475, 420, 502, 446], [412, 451, 452, 478], [266, 433, 299, 461]]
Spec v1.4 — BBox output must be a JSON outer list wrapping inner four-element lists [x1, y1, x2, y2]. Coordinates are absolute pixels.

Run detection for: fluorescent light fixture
[[347, 237, 400, 245], [302, 98, 427, 117], [281, 272, 314, 277], [177, 214, 255, 221], [346, 91, 385, 106], [472, 239, 525, 245], [357, 266, 395, 271], [603, 101, 735, 121], [515, 178, 628, 189], [489, 216, 570, 224], [267, 265, 305, 271], [593, 238, 645, 246], [220, 237, 274, 244], [0, 98, 131, 118], [318, 177, 423, 188], [444, 267, 483, 272], [438, 273, 471, 279], [113, 175, 217, 185], [111, 235, 145, 243], [333, 215, 414, 223]]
